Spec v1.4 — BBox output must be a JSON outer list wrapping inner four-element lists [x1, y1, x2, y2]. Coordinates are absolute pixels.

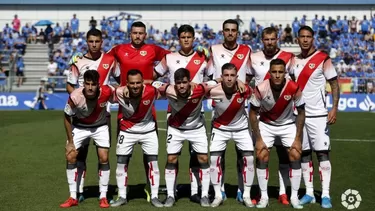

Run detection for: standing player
[[154, 24, 207, 203], [249, 59, 305, 209], [207, 19, 252, 201], [249, 26, 295, 205], [110, 69, 163, 208], [290, 26, 339, 209], [208, 63, 254, 208], [66, 28, 117, 202], [155, 68, 213, 207], [60, 70, 113, 208]]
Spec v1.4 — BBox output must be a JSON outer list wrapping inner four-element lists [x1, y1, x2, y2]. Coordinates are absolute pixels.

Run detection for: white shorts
[[302, 116, 330, 151], [259, 122, 296, 148], [167, 126, 208, 154], [72, 125, 110, 149], [210, 128, 254, 152], [117, 130, 158, 156]]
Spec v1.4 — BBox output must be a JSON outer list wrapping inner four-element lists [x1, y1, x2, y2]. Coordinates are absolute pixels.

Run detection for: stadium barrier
[[0, 92, 374, 112]]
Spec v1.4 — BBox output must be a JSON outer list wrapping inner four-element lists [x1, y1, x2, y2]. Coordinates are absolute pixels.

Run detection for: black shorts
[[16, 71, 24, 77]]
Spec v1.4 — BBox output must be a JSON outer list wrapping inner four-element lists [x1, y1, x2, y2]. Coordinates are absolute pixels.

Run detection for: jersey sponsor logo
[[284, 95, 291, 101], [102, 64, 109, 69], [143, 100, 151, 105], [140, 51, 147, 56]]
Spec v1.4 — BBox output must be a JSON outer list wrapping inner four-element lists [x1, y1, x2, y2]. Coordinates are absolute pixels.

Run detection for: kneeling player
[[249, 59, 305, 209], [208, 63, 255, 207], [110, 69, 163, 208], [60, 70, 112, 208]]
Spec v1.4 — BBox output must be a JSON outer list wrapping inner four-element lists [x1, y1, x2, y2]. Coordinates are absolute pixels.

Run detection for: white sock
[[190, 168, 199, 196], [301, 161, 314, 196], [290, 168, 302, 199], [256, 168, 269, 199], [116, 163, 128, 199], [78, 170, 86, 193], [165, 168, 176, 198], [278, 163, 289, 195], [66, 166, 77, 199], [242, 156, 254, 198], [200, 167, 210, 197], [210, 155, 223, 198], [148, 161, 160, 199], [319, 160, 332, 198], [99, 164, 110, 199]]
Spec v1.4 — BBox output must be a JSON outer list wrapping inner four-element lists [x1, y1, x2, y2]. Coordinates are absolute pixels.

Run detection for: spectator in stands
[[37, 28, 45, 43], [63, 23, 72, 38], [3, 23, 12, 34], [14, 34, 26, 55], [282, 24, 293, 46], [250, 18, 257, 38], [336, 60, 348, 76], [349, 16, 358, 33], [71, 14, 79, 35], [15, 55, 25, 87], [292, 17, 300, 38], [12, 15, 21, 32], [312, 14, 319, 33], [300, 15, 307, 26], [100, 16, 108, 33], [89, 16, 97, 29], [21, 23, 31, 43], [235, 14, 244, 32], [153, 30, 163, 43], [47, 57, 58, 77], [53, 23, 62, 43], [318, 16, 328, 39], [44, 24, 53, 44], [360, 15, 370, 34]]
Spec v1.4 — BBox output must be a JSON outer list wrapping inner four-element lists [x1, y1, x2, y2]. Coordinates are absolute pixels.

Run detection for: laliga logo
[[358, 95, 375, 111], [341, 189, 362, 210]]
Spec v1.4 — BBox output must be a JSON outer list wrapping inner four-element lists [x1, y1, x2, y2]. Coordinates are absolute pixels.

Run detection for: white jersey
[[154, 51, 207, 84], [64, 86, 114, 128], [115, 85, 157, 134], [209, 84, 252, 131], [208, 44, 252, 82], [250, 79, 304, 126], [67, 53, 118, 87], [290, 50, 337, 117], [250, 50, 294, 86], [157, 83, 211, 130]]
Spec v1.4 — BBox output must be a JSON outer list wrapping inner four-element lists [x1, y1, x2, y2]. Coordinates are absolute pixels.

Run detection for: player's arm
[[110, 60, 121, 84], [152, 81, 169, 99], [63, 98, 76, 144], [66, 65, 79, 94], [324, 58, 340, 125]]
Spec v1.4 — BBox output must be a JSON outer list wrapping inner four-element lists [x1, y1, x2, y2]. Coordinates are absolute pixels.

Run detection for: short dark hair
[[261, 27, 278, 39], [270, 59, 286, 69], [86, 28, 102, 39], [174, 68, 190, 82], [83, 70, 100, 83], [298, 25, 314, 37], [127, 69, 143, 79], [131, 21, 146, 30], [222, 19, 239, 31], [221, 63, 237, 74], [178, 24, 195, 37]]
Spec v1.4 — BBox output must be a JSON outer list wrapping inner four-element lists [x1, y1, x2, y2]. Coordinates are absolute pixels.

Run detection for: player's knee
[[288, 148, 301, 161], [301, 150, 312, 163], [77, 160, 86, 170], [210, 151, 224, 164], [197, 153, 208, 164], [66, 162, 77, 170], [290, 160, 301, 170], [99, 163, 110, 171], [165, 162, 177, 170], [316, 151, 330, 162], [117, 155, 130, 165], [167, 154, 178, 164], [256, 148, 269, 162], [256, 159, 268, 169]]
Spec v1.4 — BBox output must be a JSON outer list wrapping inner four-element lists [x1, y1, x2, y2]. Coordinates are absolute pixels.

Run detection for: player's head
[[262, 27, 279, 55], [86, 28, 103, 54], [130, 21, 147, 46], [127, 69, 144, 97], [83, 70, 100, 100], [178, 24, 195, 51], [222, 19, 239, 44], [221, 63, 238, 90], [174, 68, 191, 98], [297, 26, 315, 51], [269, 59, 286, 87]]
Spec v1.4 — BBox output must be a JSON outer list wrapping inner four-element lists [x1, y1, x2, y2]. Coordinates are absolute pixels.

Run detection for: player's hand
[[190, 82, 198, 91], [68, 52, 83, 65], [290, 138, 302, 155], [236, 79, 246, 93], [327, 108, 337, 125], [123, 86, 130, 98], [65, 142, 77, 159], [194, 45, 210, 59], [255, 138, 267, 156]]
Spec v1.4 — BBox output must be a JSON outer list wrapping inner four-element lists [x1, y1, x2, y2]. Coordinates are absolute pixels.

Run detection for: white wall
[[0, 5, 373, 33]]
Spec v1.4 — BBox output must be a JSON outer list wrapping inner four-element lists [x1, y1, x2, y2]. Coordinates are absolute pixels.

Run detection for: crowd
[[1, 13, 375, 92]]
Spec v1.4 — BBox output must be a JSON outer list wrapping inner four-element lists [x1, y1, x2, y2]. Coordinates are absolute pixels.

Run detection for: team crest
[[140, 51, 147, 56], [237, 98, 243, 103], [284, 95, 291, 101], [102, 64, 109, 69], [309, 63, 315, 69], [100, 102, 107, 107], [194, 60, 201, 65], [237, 54, 244, 60], [143, 100, 150, 105], [192, 99, 199, 103]]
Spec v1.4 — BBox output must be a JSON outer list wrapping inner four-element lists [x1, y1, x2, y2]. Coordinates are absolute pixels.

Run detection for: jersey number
[[118, 135, 124, 144]]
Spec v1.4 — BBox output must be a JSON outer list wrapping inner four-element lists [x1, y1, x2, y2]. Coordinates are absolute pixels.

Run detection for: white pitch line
[[157, 128, 374, 143]]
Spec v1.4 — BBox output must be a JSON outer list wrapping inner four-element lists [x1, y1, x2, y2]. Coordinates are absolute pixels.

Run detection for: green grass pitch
[[0, 111, 374, 210]]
